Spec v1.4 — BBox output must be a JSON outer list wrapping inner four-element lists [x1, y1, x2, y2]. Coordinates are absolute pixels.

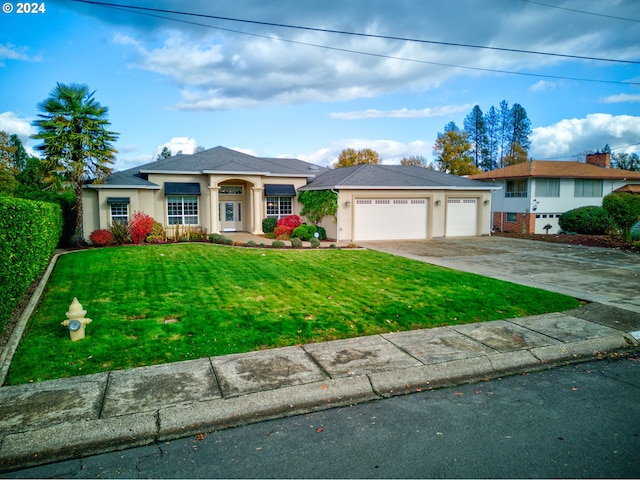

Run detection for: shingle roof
[[88, 146, 327, 188], [140, 146, 326, 177], [300, 164, 495, 191], [470, 160, 640, 181]]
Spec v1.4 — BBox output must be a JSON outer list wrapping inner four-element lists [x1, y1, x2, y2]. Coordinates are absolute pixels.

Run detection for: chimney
[[586, 152, 610, 168]]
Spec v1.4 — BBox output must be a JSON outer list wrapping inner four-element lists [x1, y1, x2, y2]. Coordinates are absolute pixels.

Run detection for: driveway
[[361, 236, 640, 314]]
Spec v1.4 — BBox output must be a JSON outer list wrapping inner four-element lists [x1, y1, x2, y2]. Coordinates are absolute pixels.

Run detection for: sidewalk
[[1, 302, 638, 472]]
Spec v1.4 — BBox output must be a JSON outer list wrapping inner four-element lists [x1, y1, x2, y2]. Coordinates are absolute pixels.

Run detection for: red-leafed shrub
[[274, 224, 294, 239], [277, 214, 302, 229], [127, 211, 155, 245], [89, 229, 114, 246]]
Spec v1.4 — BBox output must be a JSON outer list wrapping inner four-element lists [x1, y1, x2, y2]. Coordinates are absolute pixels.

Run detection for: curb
[[0, 337, 636, 473]]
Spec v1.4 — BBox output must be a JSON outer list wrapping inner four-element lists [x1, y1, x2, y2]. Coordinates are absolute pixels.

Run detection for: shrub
[[316, 226, 327, 240], [277, 214, 302, 229], [209, 233, 233, 245], [247, 240, 256, 247], [108, 220, 131, 244], [558, 206, 613, 235], [290, 237, 303, 248], [146, 221, 166, 244], [0, 196, 62, 331], [89, 229, 113, 246], [272, 240, 286, 248], [602, 192, 640, 241], [262, 217, 277, 234], [310, 237, 320, 248], [274, 224, 294, 239], [128, 211, 155, 245], [292, 224, 317, 241]]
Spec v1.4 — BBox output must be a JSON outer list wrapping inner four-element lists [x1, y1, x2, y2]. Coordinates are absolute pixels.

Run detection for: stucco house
[[469, 153, 640, 234], [83, 146, 496, 242]]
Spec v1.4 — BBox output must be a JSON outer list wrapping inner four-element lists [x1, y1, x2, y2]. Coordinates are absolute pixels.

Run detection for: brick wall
[[493, 212, 536, 234]]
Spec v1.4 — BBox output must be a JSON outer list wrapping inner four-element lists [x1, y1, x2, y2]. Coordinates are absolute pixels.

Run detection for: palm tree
[[32, 83, 118, 241]]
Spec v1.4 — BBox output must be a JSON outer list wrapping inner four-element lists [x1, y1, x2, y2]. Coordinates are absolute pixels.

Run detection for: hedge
[[0, 196, 63, 331]]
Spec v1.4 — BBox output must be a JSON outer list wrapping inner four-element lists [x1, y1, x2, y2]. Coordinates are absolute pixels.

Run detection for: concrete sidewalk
[[1, 302, 639, 472]]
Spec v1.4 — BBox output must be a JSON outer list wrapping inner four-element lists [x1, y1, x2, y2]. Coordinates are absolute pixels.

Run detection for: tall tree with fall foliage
[[334, 148, 381, 168], [433, 122, 479, 176]]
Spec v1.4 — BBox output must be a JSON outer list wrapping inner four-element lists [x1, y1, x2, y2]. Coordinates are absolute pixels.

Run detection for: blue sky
[[1, 0, 639, 171]]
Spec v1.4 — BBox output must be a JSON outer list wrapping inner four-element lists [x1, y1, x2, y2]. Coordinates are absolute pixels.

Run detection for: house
[[469, 153, 640, 234], [83, 146, 496, 242]]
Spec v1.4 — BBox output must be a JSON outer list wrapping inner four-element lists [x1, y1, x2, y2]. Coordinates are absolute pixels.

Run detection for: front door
[[219, 202, 242, 231]]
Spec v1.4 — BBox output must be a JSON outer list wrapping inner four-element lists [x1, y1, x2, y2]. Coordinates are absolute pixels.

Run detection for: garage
[[446, 198, 478, 236], [354, 198, 427, 241]]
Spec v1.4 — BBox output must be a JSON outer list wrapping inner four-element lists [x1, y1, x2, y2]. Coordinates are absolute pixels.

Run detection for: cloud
[[329, 104, 474, 120], [0, 43, 40, 66], [297, 139, 431, 167], [530, 80, 556, 92], [0, 111, 38, 155], [601, 93, 640, 104], [156, 137, 199, 157], [530, 114, 640, 159], [97, 0, 640, 111]]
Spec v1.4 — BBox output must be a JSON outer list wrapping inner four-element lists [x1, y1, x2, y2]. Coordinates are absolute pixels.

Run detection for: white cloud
[[0, 43, 40, 66], [530, 114, 640, 159], [298, 139, 431, 167], [530, 81, 556, 92], [601, 93, 640, 104], [155, 137, 198, 157], [0, 111, 37, 155], [329, 104, 474, 120]]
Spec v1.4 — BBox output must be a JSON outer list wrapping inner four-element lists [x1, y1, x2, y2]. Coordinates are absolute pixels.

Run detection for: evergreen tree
[[463, 105, 487, 169], [483, 106, 500, 171], [156, 146, 172, 160], [506, 103, 531, 163]]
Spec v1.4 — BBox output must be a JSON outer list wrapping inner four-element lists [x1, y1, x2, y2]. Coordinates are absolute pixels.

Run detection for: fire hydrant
[[61, 297, 92, 341]]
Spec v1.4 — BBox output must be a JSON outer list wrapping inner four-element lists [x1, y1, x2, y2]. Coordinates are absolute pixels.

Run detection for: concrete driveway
[[361, 236, 640, 314]]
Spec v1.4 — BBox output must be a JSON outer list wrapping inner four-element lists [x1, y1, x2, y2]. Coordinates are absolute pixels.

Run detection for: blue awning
[[106, 197, 130, 204], [265, 184, 296, 197], [165, 182, 201, 196]]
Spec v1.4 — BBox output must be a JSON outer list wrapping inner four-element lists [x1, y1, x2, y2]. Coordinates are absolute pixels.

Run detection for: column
[[252, 187, 264, 234], [209, 186, 220, 234]]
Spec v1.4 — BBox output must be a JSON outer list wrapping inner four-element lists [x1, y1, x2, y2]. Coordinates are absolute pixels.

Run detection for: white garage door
[[446, 198, 478, 236], [354, 199, 427, 241]]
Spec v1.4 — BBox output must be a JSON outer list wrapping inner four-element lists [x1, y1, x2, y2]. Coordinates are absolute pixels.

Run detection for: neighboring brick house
[[469, 153, 640, 234]]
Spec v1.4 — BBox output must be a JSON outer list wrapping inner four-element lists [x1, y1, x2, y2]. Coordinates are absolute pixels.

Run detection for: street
[[3, 354, 639, 479]]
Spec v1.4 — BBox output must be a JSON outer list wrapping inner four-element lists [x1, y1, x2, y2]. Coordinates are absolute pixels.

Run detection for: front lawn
[[6, 243, 580, 385]]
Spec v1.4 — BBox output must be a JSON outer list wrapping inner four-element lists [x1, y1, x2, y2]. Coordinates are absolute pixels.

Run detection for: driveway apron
[[360, 236, 640, 314]]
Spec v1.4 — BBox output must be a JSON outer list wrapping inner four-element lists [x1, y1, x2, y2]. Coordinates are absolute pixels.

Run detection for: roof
[[86, 146, 327, 189], [299, 164, 496, 191], [614, 184, 640, 194], [469, 160, 640, 181]]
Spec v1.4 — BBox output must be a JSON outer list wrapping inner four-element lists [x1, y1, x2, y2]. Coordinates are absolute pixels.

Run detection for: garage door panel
[[354, 199, 427, 241], [446, 198, 478, 237]]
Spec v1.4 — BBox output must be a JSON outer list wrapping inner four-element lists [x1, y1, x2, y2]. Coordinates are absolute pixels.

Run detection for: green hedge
[[0, 196, 63, 330]]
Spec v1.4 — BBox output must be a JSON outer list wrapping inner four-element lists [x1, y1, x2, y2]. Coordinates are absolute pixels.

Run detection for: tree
[[32, 82, 118, 241], [0, 131, 17, 174], [498, 100, 511, 168], [334, 148, 381, 168], [9, 134, 28, 173], [612, 152, 640, 171], [483, 106, 500, 171], [194, 145, 206, 154], [400, 155, 431, 168], [602, 192, 640, 241], [463, 105, 487, 168], [433, 123, 479, 176], [505, 103, 531, 164], [156, 146, 172, 161]]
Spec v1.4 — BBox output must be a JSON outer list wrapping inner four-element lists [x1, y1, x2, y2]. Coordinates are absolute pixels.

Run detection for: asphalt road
[[4, 355, 639, 479]]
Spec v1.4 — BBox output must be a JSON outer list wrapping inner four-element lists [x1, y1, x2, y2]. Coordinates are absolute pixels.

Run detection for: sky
[[1, 0, 639, 171]]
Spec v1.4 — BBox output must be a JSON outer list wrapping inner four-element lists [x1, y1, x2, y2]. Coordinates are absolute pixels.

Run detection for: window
[[109, 203, 128, 224], [219, 185, 243, 195], [266, 196, 292, 218], [167, 196, 199, 225], [505, 179, 528, 198], [506, 212, 517, 222], [535, 179, 560, 197], [574, 179, 602, 197]]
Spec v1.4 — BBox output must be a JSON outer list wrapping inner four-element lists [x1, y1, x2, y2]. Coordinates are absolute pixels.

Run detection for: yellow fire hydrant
[[61, 297, 92, 341]]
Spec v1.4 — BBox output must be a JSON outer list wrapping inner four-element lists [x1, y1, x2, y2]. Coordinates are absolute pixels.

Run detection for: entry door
[[219, 202, 242, 231]]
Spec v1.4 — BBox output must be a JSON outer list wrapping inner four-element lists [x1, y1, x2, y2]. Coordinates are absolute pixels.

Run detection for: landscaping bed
[[495, 232, 640, 254]]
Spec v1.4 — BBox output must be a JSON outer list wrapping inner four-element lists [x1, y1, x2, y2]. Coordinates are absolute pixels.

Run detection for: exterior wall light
[[484, 200, 490, 205], [344, 201, 351, 207], [435, 200, 442, 206]]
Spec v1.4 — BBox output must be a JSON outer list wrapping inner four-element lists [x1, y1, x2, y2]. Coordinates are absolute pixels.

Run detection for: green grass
[[6, 243, 580, 385]]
